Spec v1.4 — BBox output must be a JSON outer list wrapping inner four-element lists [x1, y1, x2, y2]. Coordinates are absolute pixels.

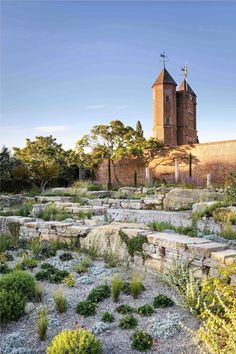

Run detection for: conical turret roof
[[177, 79, 196, 97], [152, 67, 177, 87]]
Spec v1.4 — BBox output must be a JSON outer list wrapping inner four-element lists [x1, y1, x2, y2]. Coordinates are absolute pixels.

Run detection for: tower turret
[[152, 67, 177, 146], [176, 78, 197, 145]]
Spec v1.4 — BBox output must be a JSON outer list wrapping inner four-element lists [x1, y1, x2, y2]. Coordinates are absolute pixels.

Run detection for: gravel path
[[1, 251, 199, 354]]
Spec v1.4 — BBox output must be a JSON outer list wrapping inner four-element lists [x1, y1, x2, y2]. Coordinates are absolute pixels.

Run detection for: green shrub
[[122, 281, 132, 295], [120, 231, 147, 256], [192, 202, 229, 220], [149, 221, 174, 232], [153, 294, 174, 308], [111, 274, 123, 302], [59, 252, 73, 262], [63, 273, 76, 287], [0, 289, 26, 323], [213, 208, 236, 224], [0, 235, 17, 252], [21, 255, 38, 269], [76, 300, 97, 317], [104, 252, 119, 268], [87, 284, 111, 303], [131, 330, 153, 352], [0, 270, 37, 300], [16, 201, 33, 217], [119, 314, 138, 330], [31, 239, 57, 259], [37, 308, 48, 341], [37, 204, 71, 221], [137, 304, 154, 316], [75, 256, 92, 274], [77, 210, 92, 219], [101, 311, 115, 323], [0, 263, 11, 274], [75, 263, 87, 274], [116, 304, 135, 315], [220, 222, 236, 240], [36, 264, 69, 283], [53, 290, 67, 313], [46, 329, 102, 354], [131, 273, 143, 299]]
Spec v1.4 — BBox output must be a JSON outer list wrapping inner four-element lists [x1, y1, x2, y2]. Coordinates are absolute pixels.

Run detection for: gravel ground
[[1, 251, 199, 354]]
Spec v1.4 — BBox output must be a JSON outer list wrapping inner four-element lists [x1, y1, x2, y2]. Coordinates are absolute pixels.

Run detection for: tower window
[[165, 95, 170, 103], [165, 117, 170, 125]]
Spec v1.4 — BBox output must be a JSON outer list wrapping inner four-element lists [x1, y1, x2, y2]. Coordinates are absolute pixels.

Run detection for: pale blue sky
[[1, 1, 236, 149]]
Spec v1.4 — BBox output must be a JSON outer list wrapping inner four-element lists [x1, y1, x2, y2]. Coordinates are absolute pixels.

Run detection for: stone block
[[211, 249, 236, 264], [145, 258, 163, 272], [187, 242, 228, 257], [147, 232, 210, 250], [120, 201, 143, 210], [121, 228, 149, 238], [142, 243, 156, 254]]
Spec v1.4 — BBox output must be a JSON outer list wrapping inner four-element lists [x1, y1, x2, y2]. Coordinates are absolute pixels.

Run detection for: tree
[[13, 136, 66, 190], [0, 146, 16, 178], [136, 120, 144, 137], [73, 120, 164, 188]]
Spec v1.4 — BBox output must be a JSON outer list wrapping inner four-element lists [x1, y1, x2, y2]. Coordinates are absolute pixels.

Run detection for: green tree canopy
[[13, 136, 66, 190]]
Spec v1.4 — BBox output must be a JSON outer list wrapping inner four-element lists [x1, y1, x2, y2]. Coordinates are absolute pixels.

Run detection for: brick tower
[[176, 79, 197, 145], [152, 67, 177, 146]]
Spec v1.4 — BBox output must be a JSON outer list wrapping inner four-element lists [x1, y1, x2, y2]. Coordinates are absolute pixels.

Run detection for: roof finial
[[160, 51, 167, 68], [181, 64, 188, 82]]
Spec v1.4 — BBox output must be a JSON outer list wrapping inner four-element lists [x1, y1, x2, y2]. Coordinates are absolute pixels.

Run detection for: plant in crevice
[[53, 290, 67, 313], [111, 274, 123, 302], [37, 307, 48, 341]]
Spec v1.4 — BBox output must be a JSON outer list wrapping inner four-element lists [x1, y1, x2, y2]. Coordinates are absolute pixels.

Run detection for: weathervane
[[160, 51, 167, 68], [181, 64, 188, 81]]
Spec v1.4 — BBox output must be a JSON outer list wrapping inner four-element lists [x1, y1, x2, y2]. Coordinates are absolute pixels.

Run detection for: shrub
[[0, 263, 11, 274], [31, 239, 57, 259], [87, 284, 111, 303], [149, 221, 174, 232], [120, 231, 147, 256], [53, 290, 67, 313], [37, 204, 71, 221], [116, 304, 135, 315], [119, 314, 138, 330], [37, 308, 48, 341], [131, 330, 153, 352], [16, 201, 33, 217], [137, 304, 154, 316], [21, 255, 38, 269], [0, 235, 17, 252], [122, 281, 132, 295], [46, 329, 102, 354], [36, 264, 69, 283], [35, 283, 44, 302], [63, 273, 76, 287], [77, 210, 92, 219], [153, 295, 174, 308], [111, 274, 123, 302], [101, 311, 115, 323], [0, 270, 37, 300], [0, 289, 26, 323], [131, 273, 143, 299], [75, 256, 92, 274], [59, 252, 73, 262], [104, 252, 119, 268], [165, 257, 194, 294], [213, 208, 236, 224], [76, 300, 97, 317], [220, 222, 236, 240]]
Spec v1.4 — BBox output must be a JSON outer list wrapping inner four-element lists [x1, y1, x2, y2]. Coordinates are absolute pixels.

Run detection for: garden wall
[[97, 140, 236, 186]]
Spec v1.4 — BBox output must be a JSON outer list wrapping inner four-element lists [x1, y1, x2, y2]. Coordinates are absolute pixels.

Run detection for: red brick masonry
[[97, 140, 236, 186]]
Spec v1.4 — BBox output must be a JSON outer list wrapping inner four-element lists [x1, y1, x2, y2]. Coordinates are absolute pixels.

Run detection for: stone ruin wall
[[97, 140, 236, 186]]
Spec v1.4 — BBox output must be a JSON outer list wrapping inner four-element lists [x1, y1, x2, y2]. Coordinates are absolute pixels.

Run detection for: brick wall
[[97, 140, 236, 186]]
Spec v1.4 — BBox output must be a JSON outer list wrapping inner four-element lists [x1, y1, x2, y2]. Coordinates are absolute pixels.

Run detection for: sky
[[1, 1, 236, 150]]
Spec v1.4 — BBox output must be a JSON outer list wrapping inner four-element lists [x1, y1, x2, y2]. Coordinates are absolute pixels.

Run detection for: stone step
[[187, 242, 228, 256], [147, 232, 211, 250], [211, 249, 236, 264]]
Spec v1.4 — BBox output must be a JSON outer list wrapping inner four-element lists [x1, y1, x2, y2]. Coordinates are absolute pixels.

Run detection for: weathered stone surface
[[107, 209, 192, 227], [120, 228, 149, 238], [0, 194, 26, 207], [147, 232, 210, 250], [143, 196, 164, 210], [145, 258, 163, 272], [120, 200, 143, 210], [35, 195, 74, 203], [80, 222, 149, 261], [163, 189, 226, 211], [192, 201, 220, 213], [187, 242, 228, 256], [211, 249, 236, 264]]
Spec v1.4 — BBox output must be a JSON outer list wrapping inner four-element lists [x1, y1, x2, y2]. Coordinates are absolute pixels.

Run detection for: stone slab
[[211, 249, 236, 264], [187, 242, 228, 256], [147, 232, 211, 250]]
